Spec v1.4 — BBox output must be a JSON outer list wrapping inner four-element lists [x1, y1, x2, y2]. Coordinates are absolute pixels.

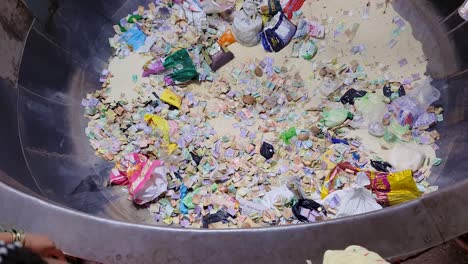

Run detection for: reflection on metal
[[0, 0, 468, 263], [439, 1, 468, 35]]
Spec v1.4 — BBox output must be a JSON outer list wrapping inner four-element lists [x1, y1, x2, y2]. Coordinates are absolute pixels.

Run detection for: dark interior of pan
[[0, 0, 467, 263]]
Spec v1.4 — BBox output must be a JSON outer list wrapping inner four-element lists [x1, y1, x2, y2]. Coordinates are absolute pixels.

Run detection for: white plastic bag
[[261, 185, 295, 208], [232, 1, 263, 46], [198, 0, 234, 14], [387, 145, 424, 171], [324, 172, 382, 217]]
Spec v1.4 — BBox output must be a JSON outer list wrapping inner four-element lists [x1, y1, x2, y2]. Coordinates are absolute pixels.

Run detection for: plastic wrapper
[[121, 26, 147, 51], [292, 199, 327, 222], [160, 89, 182, 109], [321, 162, 421, 206], [232, 1, 263, 47], [261, 12, 297, 52], [129, 159, 168, 205], [369, 169, 420, 206], [258, 0, 282, 15], [388, 77, 440, 128], [282, 0, 305, 19], [321, 108, 351, 128], [279, 127, 297, 144], [143, 49, 198, 84], [198, 0, 234, 14], [209, 48, 235, 71], [324, 172, 382, 217], [218, 28, 236, 47], [109, 153, 168, 205], [144, 114, 178, 153]]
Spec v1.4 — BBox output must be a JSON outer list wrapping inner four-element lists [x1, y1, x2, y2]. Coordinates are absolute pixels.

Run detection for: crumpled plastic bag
[[292, 199, 327, 222], [321, 108, 351, 127], [323, 245, 388, 264], [198, 0, 234, 14], [261, 185, 295, 208], [109, 153, 168, 205], [232, 1, 263, 47], [324, 172, 382, 217], [387, 145, 424, 172], [388, 77, 440, 128], [261, 12, 297, 52], [354, 93, 388, 123]]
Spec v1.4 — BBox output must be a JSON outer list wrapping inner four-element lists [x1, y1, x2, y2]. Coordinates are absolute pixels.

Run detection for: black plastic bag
[[292, 199, 327, 222], [340, 88, 367, 105], [370, 160, 393, 172], [260, 142, 275, 159], [383, 83, 405, 99], [202, 210, 230, 228]]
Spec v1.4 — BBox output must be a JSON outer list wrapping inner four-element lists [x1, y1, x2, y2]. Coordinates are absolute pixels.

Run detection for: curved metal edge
[[2, 180, 468, 263]]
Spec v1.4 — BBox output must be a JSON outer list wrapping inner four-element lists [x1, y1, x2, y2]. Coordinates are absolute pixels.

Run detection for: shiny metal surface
[[0, 0, 467, 263]]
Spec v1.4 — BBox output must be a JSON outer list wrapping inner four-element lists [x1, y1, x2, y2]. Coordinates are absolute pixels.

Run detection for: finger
[[43, 248, 66, 260]]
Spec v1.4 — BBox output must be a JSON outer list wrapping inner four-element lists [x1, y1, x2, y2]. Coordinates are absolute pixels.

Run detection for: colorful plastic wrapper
[[120, 26, 147, 51], [321, 162, 421, 206], [144, 114, 178, 153], [218, 28, 236, 47], [128, 159, 168, 205], [368, 168, 420, 206], [160, 89, 182, 109], [109, 153, 168, 205], [143, 49, 198, 84], [261, 12, 297, 52], [209, 49, 235, 71], [258, 0, 282, 15], [282, 0, 305, 19]]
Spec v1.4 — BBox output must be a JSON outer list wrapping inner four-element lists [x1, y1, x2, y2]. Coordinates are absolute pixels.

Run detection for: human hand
[[24, 234, 66, 261]]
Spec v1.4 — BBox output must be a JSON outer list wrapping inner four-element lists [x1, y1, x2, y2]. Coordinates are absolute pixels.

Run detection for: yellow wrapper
[[144, 114, 177, 154], [160, 89, 182, 109]]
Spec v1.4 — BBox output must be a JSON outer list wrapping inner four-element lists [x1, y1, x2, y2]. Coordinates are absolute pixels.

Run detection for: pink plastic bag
[[129, 159, 168, 205], [109, 153, 168, 205]]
